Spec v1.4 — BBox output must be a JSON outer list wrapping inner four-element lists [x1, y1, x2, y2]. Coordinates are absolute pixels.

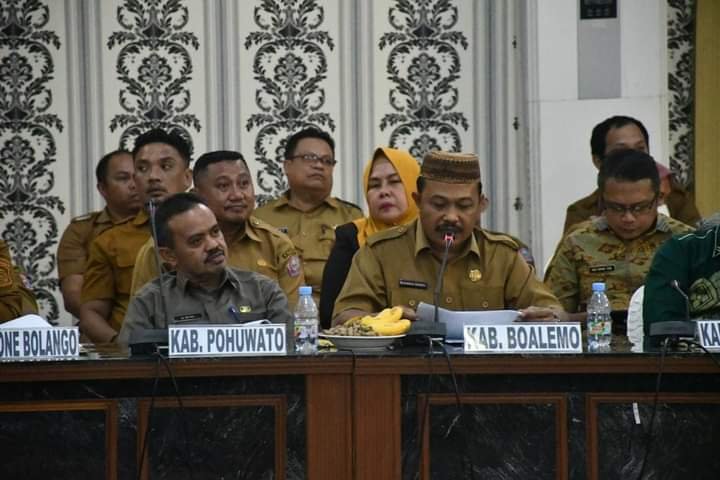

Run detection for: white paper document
[[416, 302, 519, 342]]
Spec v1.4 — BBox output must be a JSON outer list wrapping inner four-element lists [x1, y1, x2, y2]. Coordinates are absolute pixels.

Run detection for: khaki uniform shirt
[[545, 214, 693, 313], [333, 220, 560, 318], [0, 240, 37, 322], [81, 210, 151, 331], [131, 215, 305, 305], [254, 192, 363, 301], [118, 267, 293, 346], [57, 208, 125, 280], [563, 185, 700, 234]]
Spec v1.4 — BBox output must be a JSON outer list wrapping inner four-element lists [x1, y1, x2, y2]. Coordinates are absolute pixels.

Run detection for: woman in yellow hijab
[[319, 147, 420, 327]]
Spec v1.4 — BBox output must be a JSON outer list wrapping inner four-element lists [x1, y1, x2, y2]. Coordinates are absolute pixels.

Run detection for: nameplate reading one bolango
[[169, 323, 287, 357], [0, 327, 80, 360], [463, 323, 582, 353], [696, 320, 720, 351]]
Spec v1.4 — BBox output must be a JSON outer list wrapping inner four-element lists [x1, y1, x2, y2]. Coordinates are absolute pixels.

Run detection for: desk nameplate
[[169, 323, 287, 357], [463, 323, 582, 353], [0, 327, 80, 360], [697, 320, 720, 351]]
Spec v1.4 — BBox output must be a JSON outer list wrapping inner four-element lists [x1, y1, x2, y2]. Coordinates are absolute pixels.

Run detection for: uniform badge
[[589, 264, 615, 274], [287, 255, 301, 278], [469, 269, 482, 282], [238, 305, 252, 313], [0, 258, 11, 288], [257, 259, 268, 267]]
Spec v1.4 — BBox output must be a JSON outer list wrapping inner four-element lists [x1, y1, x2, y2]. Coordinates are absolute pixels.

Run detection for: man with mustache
[[57, 150, 141, 318], [332, 151, 563, 325], [80, 129, 192, 343], [255, 127, 362, 303], [130, 150, 304, 304], [117, 192, 292, 345]]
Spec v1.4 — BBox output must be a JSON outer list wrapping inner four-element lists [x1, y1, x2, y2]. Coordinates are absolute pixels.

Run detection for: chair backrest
[[626, 286, 645, 352]]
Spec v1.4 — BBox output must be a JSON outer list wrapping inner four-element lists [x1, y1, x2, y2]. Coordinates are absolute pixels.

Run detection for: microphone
[[433, 232, 455, 325], [670, 280, 690, 322], [130, 199, 171, 355], [648, 280, 695, 344]]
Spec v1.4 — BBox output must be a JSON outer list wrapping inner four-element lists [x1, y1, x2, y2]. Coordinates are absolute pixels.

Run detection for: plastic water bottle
[[587, 282, 612, 352], [294, 286, 318, 355]]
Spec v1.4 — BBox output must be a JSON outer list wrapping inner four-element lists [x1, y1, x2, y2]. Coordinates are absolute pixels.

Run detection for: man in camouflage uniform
[[333, 151, 562, 325], [563, 115, 699, 234], [57, 150, 141, 317], [131, 150, 305, 305], [546, 149, 692, 314], [254, 128, 362, 303]]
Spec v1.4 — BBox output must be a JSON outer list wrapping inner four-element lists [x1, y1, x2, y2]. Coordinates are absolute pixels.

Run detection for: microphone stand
[[148, 199, 172, 329], [433, 233, 455, 325]]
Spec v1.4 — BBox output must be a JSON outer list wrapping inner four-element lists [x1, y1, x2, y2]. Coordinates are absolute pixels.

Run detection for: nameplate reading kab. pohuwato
[[0, 327, 80, 360], [169, 324, 286, 357], [697, 320, 720, 351], [463, 323, 582, 353]]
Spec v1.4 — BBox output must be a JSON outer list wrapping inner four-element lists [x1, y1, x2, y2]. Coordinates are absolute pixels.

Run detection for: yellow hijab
[[353, 147, 420, 246]]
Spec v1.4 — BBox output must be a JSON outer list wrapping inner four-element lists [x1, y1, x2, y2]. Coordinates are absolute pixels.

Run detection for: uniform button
[[445, 296, 453, 304], [409, 299, 416, 307], [482, 301, 489, 308]]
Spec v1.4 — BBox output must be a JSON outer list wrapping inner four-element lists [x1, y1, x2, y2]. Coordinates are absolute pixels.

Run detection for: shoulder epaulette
[[70, 211, 101, 223], [366, 224, 409, 247], [479, 229, 520, 250], [337, 198, 363, 212], [249, 216, 287, 238]]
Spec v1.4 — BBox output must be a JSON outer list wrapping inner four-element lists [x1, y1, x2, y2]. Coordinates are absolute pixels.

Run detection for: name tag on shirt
[[463, 323, 582, 353], [169, 324, 287, 357], [697, 320, 720, 351], [0, 327, 80, 360]]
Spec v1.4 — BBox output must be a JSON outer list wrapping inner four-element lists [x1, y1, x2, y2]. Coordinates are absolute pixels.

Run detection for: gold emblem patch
[[468, 269, 482, 282]]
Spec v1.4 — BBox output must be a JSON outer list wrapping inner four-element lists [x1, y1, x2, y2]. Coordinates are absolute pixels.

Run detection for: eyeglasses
[[289, 153, 337, 167], [602, 196, 658, 216]]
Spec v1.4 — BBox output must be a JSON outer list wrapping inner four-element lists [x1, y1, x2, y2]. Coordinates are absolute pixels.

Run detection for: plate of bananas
[[321, 307, 410, 351]]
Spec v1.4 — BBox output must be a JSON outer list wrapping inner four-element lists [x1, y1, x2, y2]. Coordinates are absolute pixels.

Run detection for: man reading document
[[332, 151, 564, 325]]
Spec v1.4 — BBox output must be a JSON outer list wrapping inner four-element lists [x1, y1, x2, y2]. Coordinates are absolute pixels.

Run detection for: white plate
[[319, 333, 405, 351]]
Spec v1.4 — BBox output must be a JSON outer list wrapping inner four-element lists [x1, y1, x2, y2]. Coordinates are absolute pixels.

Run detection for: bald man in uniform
[[80, 129, 192, 343], [333, 151, 563, 325], [0, 240, 37, 322], [57, 150, 141, 317], [254, 128, 362, 303], [131, 150, 304, 305]]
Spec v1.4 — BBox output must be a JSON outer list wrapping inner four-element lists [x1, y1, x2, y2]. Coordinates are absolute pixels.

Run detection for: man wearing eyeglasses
[[545, 149, 693, 317], [255, 127, 362, 302], [562, 115, 700, 234]]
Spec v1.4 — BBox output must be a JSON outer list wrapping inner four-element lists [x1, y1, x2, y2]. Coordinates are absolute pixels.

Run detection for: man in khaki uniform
[[563, 115, 700, 234], [255, 128, 362, 303], [0, 239, 37, 322], [333, 151, 563, 325], [131, 150, 304, 305], [546, 149, 693, 314], [80, 129, 192, 343], [119, 193, 292, 345], [57, 150, 141, 317]]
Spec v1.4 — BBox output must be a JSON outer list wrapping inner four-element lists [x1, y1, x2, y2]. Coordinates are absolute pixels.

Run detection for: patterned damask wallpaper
[[0, 0, 699, 323]]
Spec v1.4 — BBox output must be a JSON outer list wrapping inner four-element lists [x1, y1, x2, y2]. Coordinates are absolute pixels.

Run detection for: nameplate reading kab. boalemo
[[0, 327, 80, 360], [463, 323, 582, 353], [169, 324, 287, 357]]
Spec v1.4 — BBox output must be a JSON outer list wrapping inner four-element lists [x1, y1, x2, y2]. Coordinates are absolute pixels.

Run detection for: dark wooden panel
[[137, 395, 287, 480], [586, 393, 720, 480], [354, 374, 402, 480], [0, 400, 118, 480], [416, 394, 567, 480], [306, 374, 352, 479]]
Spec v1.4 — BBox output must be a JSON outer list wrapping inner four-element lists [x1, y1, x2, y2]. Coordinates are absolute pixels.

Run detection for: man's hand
[[400, 305, 417, 321], [517, 306, 567, 322]]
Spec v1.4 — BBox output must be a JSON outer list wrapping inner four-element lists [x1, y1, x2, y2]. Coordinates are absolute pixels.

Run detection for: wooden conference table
[[0, 341, 719, 479]]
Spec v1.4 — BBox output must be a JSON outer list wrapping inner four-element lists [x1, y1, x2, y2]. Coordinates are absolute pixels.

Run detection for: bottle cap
[[591, 282, 606, 292], [299, 286, 312, 296]]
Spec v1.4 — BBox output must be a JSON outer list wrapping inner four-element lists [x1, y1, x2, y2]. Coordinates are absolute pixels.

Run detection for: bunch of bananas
[[347, 307, 411, 336]]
